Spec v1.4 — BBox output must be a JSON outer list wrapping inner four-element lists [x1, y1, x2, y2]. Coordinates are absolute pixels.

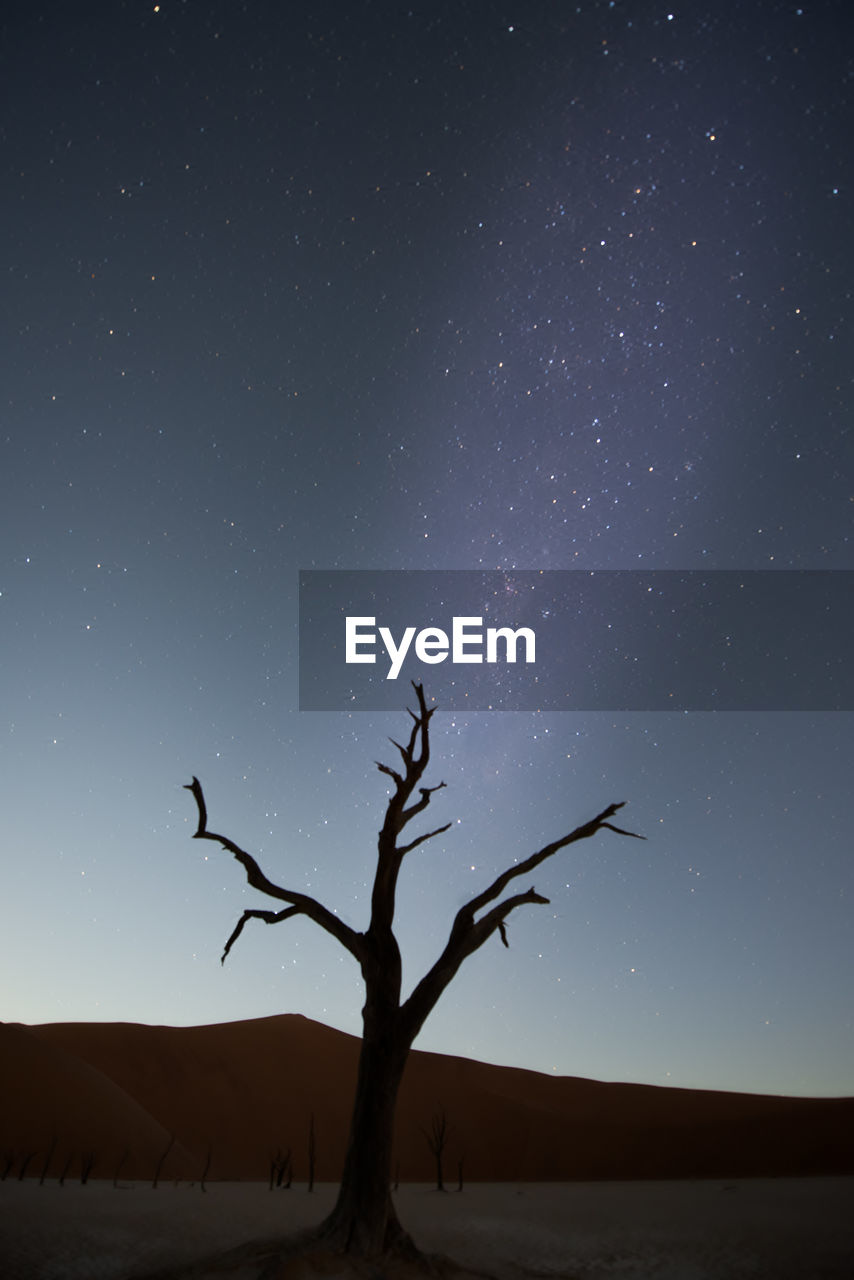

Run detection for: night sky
[[2, 1, 852, 1099]]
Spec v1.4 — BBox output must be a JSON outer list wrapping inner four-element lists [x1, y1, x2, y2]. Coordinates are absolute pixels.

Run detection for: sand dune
[[0, 1022, 195, 1183], [2, 1013, 852, 1184]]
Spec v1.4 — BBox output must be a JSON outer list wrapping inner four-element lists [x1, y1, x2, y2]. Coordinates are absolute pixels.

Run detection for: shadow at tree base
[[135, 1229, 504, 1280]]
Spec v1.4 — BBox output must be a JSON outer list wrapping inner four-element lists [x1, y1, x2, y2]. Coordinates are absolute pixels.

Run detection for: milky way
[[1, 2, 851, 1097]]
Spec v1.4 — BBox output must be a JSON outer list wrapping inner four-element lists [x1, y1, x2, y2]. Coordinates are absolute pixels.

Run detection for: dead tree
[[151, 1134, 174, 1189], [270, 1147, 291, 1190], [307, 1112, 316, 1192], [79, 1150, 97, 1185], [422, 1110, 448, 1192], [38, 1133, 58, 1186], [112, 1146, 129, 1188], [184, 682, 642, 1261]]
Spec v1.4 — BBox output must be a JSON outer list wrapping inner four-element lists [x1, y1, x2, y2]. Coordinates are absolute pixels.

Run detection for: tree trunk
[[318, 1011, 416, 1258]]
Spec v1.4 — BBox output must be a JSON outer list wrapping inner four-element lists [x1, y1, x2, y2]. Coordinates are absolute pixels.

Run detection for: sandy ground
[[1, 1178, 852, 1280]]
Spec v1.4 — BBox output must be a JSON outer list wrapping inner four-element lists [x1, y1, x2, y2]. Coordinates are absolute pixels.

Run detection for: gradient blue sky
[[2, 0, 852, 1098]]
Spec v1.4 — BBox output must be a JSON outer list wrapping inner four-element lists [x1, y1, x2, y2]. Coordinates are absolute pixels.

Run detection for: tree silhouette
[[423, 1109, 449, 1192], [184, 682, 642, 1265]]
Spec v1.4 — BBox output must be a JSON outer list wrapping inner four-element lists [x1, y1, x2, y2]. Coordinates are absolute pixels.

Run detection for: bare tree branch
[[369, 684, 448, 941], [398, 822, 453, 857], [375, 760, 403, 788], [458, 801, 644, 928], [376, 683, 444, 838], [184, 776, 367, 966], [401, 781, 447, 827], [221, 906, 301, 964], [401, 804, 643, 1042], [472, 888, 551, 949]]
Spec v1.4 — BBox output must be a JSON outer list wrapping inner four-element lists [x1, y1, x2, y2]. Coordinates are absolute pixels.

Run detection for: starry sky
[[2, 1, 852, 1099]]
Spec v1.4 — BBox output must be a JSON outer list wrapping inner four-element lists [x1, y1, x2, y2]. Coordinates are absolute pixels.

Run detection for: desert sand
[[2, 1014, 852, 1277], [2, 1176, 853, 1279]]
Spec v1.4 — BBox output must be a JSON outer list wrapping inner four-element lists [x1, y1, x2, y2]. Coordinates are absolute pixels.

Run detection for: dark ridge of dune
[[0, 1022, 196, 1182], [18, 1015, 360, 1183], [2, 1013, 851, 1183]]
